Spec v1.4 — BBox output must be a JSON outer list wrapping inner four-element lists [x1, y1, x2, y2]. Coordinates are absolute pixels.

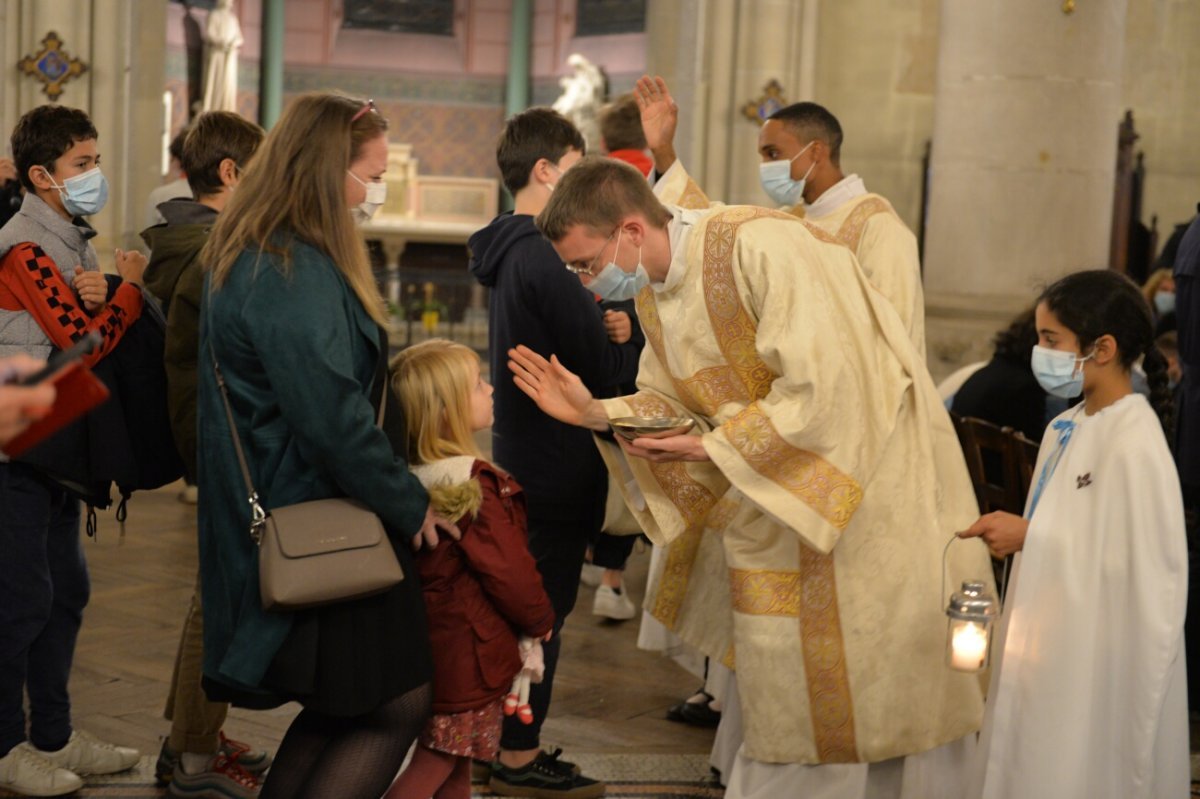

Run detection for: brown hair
[[182, 111, 265, 198], [535, 155, 671, 242], [496, 107, 585, 195], [391, 339, 484, 464], [599, 93, 646, 152], [201, 93, 389, 324]]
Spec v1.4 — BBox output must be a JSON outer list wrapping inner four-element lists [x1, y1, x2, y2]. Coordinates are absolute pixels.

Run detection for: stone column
[[922, 0, 1129, 377], [1, 0, 167, 256], [645, 0, 817, 206]]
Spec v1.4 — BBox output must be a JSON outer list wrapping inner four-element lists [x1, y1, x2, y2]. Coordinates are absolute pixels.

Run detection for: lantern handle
[[941, 533, 1010, 612]]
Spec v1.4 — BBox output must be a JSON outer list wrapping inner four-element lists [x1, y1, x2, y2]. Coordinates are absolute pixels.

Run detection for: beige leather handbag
[[212, 353, 403, 612]]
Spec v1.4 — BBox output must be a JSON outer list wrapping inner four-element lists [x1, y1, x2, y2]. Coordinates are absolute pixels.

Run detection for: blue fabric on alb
[[1026, 418, 1077, 519]]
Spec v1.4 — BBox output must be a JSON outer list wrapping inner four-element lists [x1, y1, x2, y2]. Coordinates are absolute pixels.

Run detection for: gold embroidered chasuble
[[653, 160, 926, 356], [598, 204, 991, 765]]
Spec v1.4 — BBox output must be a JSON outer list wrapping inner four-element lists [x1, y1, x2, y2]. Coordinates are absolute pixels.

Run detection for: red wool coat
[[413, 458, 555, 714]]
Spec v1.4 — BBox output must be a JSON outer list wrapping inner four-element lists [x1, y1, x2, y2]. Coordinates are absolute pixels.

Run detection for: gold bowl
[[609, 416, 696, 441]]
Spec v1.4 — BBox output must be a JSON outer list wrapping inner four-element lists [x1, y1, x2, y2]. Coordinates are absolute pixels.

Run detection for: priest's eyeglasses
[[564, 229, 617, 276]]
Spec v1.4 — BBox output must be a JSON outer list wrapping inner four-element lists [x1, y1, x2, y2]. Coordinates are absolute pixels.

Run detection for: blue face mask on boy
[[1030, 345, 1093, 398], [45, 167, 109, 217]]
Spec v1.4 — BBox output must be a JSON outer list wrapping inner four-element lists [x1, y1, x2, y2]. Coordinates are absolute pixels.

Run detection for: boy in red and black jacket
[[0, 105, 144, 797]]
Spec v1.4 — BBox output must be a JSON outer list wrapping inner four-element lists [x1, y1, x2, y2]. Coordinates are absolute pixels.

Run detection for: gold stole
[[634, 206, 863, 761]]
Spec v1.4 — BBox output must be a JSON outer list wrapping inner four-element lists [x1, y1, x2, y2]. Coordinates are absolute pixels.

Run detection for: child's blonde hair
[[391, 339, 484, 465]]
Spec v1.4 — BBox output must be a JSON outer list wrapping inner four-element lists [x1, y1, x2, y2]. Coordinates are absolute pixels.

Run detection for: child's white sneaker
[[32, 730, 139, 776], [592, 583, 637, 620], [0, 744, 83, 797], [580, 562, 604, 588]]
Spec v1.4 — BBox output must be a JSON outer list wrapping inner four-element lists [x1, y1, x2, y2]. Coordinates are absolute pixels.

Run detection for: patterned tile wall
[[167, 49, 639, 181]]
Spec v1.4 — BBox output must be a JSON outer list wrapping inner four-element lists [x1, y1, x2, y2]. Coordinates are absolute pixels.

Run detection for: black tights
[[260, 682, 432, 799]]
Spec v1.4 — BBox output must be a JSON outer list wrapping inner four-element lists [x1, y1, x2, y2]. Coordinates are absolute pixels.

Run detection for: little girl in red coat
[[384, 339, 555, 799]]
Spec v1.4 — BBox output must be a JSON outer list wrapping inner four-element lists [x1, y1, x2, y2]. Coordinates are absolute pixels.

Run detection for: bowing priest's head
[[536, 156, 674, 291], [758, 101, 844, 206]]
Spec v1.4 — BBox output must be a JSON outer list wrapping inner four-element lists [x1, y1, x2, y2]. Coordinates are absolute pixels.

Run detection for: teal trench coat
[[196, 240, 428, 691]]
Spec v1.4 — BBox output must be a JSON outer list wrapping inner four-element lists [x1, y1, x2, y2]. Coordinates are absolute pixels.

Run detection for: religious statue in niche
[[553, 54, 609, 152], [201, 0, 243, 112]]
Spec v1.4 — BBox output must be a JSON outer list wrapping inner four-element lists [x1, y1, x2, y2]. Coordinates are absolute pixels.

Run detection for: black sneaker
[[489, 755, 605, 798], [535, 747, 581, 777]]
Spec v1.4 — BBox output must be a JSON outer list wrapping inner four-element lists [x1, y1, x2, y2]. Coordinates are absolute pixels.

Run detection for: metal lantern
[[945, 580, 998, 673]]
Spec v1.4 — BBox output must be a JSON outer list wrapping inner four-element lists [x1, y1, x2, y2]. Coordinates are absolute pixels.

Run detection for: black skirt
[[205, 536, 433, 717]]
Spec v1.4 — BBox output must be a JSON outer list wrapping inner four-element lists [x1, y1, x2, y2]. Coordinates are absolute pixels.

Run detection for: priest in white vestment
[[508, 157, 993, 798], [635, 76, 925, 356]]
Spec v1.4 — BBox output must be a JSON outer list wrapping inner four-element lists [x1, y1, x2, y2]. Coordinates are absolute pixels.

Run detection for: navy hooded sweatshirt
[[468, 212, 641, 520]]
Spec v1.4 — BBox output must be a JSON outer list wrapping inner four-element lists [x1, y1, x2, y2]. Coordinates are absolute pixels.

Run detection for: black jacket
[[468, 212, 640, 519]]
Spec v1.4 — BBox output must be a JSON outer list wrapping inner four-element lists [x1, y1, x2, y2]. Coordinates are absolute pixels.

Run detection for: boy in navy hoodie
[[468, 108, 639, 798]]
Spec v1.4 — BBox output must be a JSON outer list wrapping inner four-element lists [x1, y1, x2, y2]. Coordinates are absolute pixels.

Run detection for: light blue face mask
[[587, 227, 649, 301], [1030, 344, 1092, 399], [1154, 291, 1176, 316], [47, 167, 109, 217], [758, 141, 815, 207]]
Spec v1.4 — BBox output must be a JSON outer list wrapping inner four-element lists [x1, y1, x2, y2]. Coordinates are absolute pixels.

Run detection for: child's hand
[[957, 511, 1028, 559], [73, 267, 107, 313], [603, 310, 632, 344]]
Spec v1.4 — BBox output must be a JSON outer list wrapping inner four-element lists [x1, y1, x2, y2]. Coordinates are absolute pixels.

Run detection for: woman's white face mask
[[348, 170, 387, 223]]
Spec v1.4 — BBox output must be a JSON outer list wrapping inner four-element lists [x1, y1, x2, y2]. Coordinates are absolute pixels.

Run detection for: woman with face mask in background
[[959, 270, 1188, 799], [196, 93, 458, 798], [1142, 268, 1178, 336]]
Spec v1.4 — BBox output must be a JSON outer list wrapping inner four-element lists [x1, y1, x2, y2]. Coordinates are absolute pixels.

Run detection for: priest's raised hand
[[507, 345, 607, 431]]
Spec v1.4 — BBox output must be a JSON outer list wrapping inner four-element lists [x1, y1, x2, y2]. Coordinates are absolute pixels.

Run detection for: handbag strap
[[208, 337, 388, 545]]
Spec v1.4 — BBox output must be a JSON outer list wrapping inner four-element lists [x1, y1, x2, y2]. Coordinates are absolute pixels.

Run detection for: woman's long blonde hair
[[201, 92, 390, 324], [391, 340, 484, 465]]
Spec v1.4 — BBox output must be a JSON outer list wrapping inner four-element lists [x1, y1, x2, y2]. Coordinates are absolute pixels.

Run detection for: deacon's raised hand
[[619, 432, 710, 463], [507, 345, 608, 431], [957, 511, 1028, 559], [634, 75, 678, 174]]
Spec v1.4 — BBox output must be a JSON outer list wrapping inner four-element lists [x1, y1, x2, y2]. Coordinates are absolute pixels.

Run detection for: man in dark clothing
[[1170, 205, 1200, 715], [469, 108, 639, 798], [140, 111, 273, 798]]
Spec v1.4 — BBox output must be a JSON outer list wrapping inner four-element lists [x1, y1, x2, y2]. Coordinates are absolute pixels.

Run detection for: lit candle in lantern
[[950, 621, 988, 671], [945, 580, 997, 673]]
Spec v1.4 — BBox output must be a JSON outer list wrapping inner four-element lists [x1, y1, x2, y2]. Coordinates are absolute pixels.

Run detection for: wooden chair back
[[949, 412, 1030, 515]]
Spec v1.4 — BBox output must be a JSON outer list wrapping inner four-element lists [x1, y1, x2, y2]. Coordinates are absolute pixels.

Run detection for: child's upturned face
[[468, 360, 494, 432]]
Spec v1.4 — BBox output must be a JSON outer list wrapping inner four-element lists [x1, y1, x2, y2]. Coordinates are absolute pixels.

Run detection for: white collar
[[803, 174, 867, 220], [656, 206, 701, 293]]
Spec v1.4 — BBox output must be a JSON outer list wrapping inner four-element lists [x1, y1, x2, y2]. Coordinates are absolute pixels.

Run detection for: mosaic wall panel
[[166, 77, 503, 179]]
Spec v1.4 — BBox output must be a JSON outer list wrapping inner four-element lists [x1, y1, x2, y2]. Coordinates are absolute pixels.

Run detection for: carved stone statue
[[201, 0, 243, 112], [552, 54, 607, 152]]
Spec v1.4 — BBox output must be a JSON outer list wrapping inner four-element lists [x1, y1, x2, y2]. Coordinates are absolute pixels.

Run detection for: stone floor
[[3, 479, 1198, 797], [1, 481, 716, 798]]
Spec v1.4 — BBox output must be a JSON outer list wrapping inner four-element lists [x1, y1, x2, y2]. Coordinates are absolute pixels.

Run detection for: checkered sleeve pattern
[[0, 242, 144, 366]]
